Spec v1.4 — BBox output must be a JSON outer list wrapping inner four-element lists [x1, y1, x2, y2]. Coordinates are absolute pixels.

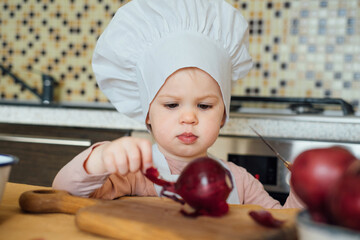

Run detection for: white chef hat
[[92, 0, 252, 125]]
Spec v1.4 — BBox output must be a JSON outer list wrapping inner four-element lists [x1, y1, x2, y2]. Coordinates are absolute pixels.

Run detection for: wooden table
[[0, 182, 106, 240], [1, 182, 301, 240]]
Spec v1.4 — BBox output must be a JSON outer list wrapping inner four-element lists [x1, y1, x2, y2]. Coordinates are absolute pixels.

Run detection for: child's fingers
[[103, 137, 152, 175], [115, 157, 129, 175], [138, 139, 152, 172], [102, 151, 117, 173], [123, 141, 141, 173], [112, 144, 130, 175], [103, 142, 129, 175], [123, 138, 152, 173]]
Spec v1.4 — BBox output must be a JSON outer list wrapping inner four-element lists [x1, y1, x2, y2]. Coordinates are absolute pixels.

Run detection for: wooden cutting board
[[19, 190, 299, 240]]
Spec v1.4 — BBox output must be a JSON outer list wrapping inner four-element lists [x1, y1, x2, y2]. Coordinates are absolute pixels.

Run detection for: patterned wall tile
[[229, 0, 360, 110], [0, 0, 129, 103], [0, 0, 359, 111]]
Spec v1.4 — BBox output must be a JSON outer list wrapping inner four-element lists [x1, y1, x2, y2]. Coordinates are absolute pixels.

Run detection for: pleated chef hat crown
[[92, 0, 253, 125]]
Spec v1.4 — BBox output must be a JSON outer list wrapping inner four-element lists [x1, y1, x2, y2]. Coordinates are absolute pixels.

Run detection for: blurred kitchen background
[[0, 0, 359, 112]]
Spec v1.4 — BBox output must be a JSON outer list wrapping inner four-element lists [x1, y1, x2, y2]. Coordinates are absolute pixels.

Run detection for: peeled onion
[[145, 157, 233, 217], [290, 146, 356, 222]]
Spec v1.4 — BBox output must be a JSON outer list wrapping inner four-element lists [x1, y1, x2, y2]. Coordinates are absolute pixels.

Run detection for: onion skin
[[145, 157, 233, 217], [290, 146, 356, 223], [249, 210, 285, 228], [329, 160, 360, 231]]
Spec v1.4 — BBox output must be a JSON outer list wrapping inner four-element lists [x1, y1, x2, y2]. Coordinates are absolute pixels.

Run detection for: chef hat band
[[93, 0, 253, 125]]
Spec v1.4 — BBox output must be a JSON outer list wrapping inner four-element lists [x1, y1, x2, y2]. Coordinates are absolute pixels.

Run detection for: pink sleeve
[[282, 185, 305, 209], [227, 162, 304, 209], [52, 142, 157, 199], [52, 142, 110, 197]]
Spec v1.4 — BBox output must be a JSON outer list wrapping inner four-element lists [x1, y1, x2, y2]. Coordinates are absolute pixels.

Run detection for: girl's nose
[[180, 109, 198, 125]]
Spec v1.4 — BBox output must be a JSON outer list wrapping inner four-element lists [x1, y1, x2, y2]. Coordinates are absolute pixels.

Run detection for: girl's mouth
[[177, 132, 198, 144]]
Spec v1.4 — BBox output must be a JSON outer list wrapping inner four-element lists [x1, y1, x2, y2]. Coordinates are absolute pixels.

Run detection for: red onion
[[249, 210, 285, 228], [290, 146, 356, 223], [145, 157, 233, 217], [329, 160, 360, 231]]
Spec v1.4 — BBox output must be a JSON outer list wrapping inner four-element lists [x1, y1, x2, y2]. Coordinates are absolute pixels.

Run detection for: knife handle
[[19, 189, 99, 214]]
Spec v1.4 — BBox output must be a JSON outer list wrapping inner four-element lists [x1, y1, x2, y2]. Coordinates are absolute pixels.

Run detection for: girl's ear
[[220, 110, 226, 128], [146, 114, 152, 131]]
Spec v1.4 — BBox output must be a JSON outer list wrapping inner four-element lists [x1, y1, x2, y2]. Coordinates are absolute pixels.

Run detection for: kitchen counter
[[1, 104, 360, 142]]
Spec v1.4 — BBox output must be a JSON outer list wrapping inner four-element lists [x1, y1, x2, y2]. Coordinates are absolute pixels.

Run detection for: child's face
[[146, 67, 226, 161]]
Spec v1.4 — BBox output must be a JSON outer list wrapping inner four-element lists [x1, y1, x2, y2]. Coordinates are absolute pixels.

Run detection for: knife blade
[[250, 126, 292, 171]]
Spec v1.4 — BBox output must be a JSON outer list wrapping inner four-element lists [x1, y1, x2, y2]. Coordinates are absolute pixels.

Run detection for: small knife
[[250, 126, 292, 171]]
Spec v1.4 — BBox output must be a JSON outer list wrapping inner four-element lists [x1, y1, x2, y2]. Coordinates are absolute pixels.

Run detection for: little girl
[[53, 0, 303, 209]]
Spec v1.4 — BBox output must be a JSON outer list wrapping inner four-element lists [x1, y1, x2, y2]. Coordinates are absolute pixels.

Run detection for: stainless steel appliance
[[209, 96, 360, 204], [209, 135, 360, 204], [229, 96, 356, 116]]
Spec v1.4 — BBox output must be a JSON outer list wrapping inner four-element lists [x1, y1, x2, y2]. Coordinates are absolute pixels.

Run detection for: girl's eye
[[198, 104, 212, 110], [165, 103, 179, 109]]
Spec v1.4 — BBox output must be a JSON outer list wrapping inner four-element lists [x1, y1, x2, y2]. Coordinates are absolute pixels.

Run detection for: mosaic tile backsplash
[[0, 0, 359, 111]]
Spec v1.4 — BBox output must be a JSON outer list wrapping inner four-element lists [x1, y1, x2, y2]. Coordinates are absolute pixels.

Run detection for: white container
[[297, 210, 360, 240], [0, 154, 19, 203]]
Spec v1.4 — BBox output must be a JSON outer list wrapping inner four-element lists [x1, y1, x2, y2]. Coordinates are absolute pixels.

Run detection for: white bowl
[[297, 210, 360, 240], [0, 154, 19, 203]]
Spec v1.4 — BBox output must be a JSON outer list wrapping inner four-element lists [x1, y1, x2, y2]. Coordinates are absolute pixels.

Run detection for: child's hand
[[85, 137, 152, 175]]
